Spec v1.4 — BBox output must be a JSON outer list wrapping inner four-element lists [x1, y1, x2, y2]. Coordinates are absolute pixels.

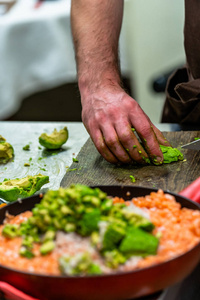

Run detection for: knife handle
[[0, 281, 39, 300]]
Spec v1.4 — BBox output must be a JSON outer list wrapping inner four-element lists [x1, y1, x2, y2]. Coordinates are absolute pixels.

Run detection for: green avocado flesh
[[0, 174, 49, 202], [160, 145, 184, 164], [0, 135, 14, 164], [39, 127, 68, 150]]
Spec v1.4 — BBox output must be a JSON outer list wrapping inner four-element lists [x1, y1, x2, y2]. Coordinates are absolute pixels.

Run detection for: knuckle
[[124, 97, 139, 111], [94, 110, 105, 123], [119, 130, 131, 144], [137, 122, 152, 137], [95, 136, 106, 151]]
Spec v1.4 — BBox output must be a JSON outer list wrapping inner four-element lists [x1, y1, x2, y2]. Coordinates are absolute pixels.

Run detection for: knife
[[181, 139, 200, 150], [0, 197, 7, 204]]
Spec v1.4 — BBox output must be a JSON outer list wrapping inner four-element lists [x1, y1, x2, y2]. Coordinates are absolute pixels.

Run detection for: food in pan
[[160, 145, 184, 163], [39, 127, 68, 150], [0, 185, 199, 276], [0, 174, 49, 202], [0, 135, 14, 164]]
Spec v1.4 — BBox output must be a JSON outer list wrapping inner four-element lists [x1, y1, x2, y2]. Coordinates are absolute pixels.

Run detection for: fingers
[[87, 124, 119, 164], [89, 121, 132, 164], [114, 121, 150, 164], [86, 119, 149, 164], [82, 90, 171, 165], [129, 116, 164, 165], [85, 113, 165, 165], [87, 118, 167, 165], [99, 124, 132, 164], [88, 120, 153, 165], [134, 125, 164, 165]]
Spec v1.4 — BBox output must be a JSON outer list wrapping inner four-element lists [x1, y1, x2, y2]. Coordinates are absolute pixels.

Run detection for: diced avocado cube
[[19, 246, 34, 259], [59, 252, 102, 275], [40, 240, 55, 255], [104, 249, 127, 268], [119, 227, 159, 255], [122, 210, 154, 232], [102, 222, 126, 251], [136, 219, 154, 232], [78, 208, 101, 236], [43, 230, 56, 242], [2, 224, 19, 238], [87, 263, 102, 275]]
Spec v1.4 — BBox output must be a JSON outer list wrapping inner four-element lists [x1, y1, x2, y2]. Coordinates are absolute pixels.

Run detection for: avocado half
[[39, 127, 68, 150], [0, 174, 49, 202], [0, 135, 14, 164]]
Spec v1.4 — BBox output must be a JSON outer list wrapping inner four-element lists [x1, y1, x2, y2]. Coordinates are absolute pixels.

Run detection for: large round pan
[[0, 186, 200, 300]]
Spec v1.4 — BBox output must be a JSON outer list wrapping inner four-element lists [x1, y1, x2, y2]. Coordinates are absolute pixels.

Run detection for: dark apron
[[161, 0, 200, 125]]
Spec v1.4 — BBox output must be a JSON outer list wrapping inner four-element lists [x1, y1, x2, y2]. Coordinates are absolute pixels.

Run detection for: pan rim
[[0, 185, 200, 280]]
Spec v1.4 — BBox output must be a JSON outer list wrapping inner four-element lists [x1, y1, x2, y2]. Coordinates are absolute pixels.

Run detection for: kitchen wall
[[121, 0, 185, 123]]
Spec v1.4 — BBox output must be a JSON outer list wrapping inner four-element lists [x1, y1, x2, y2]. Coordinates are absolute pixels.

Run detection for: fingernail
[[153, 156, 163, 165]]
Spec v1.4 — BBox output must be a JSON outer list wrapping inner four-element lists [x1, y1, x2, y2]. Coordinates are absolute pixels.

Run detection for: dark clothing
[[161, 0, 200, 125]]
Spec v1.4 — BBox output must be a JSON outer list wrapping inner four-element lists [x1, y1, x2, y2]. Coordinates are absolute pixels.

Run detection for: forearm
[[71, 0, 124, 93], [70, 0, 169, 165]]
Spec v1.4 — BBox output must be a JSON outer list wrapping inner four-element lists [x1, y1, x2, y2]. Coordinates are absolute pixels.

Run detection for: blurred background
[[0, 0, 185, 123]]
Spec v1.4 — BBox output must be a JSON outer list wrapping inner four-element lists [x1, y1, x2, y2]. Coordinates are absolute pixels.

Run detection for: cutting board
[[61, 131, 200, 194]]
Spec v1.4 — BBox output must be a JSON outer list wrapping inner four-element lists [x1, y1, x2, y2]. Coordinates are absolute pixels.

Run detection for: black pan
[[0, 186, 200, 300]]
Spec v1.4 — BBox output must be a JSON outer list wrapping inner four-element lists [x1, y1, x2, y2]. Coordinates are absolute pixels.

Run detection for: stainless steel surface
[[181, 139, 200, 150], [0, 121, 89, 190]]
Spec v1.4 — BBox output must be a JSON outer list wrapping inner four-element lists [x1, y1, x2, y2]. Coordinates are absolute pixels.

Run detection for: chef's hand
[[81, 85, 171, 164]]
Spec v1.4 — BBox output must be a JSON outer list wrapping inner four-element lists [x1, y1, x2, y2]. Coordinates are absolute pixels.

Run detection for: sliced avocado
[[0, 135, 14, 164], [39, 127, 68, 150], [0, 174, 49, 202]]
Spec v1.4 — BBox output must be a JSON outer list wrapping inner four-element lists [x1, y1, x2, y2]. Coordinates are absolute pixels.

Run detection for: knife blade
[[181, 139, 200, 150], [0, 197, 7, 204]]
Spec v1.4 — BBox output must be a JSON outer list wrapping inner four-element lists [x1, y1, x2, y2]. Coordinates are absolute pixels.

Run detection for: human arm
[[71, 0, 170, 164]]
